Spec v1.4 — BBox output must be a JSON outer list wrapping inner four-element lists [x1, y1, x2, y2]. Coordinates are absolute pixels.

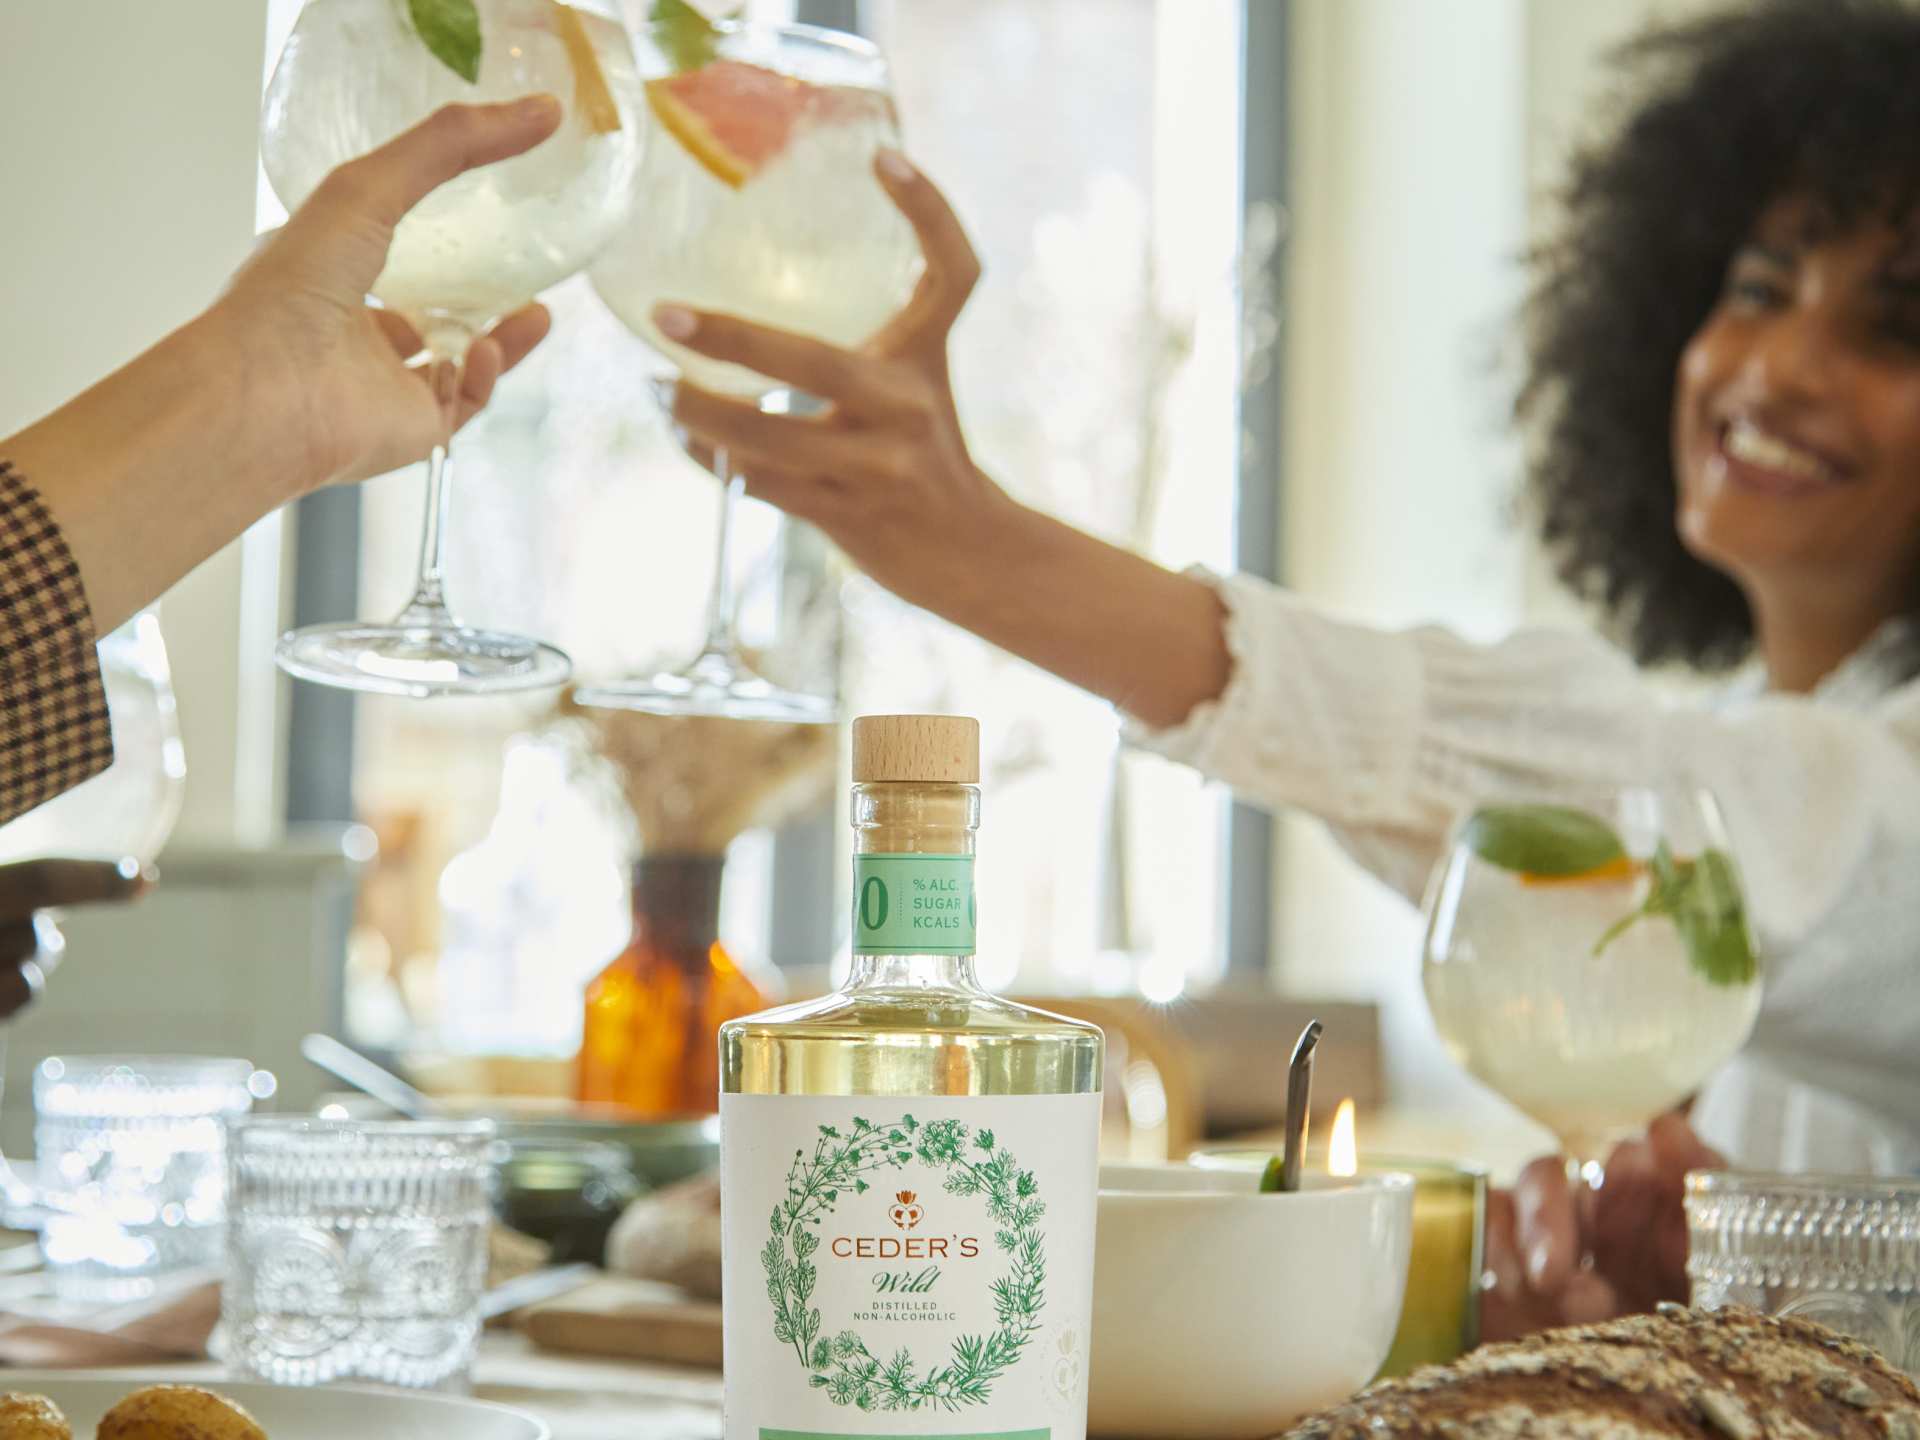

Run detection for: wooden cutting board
[[519, 1275, 723, 1368]]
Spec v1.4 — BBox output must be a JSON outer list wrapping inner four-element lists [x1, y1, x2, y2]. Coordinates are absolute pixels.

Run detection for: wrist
[[186, 302, 314, 509], [882, 474, 1036, 617]]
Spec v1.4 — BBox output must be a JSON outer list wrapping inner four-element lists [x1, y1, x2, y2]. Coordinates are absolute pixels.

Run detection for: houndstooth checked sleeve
[[0, 460, 113, 826]]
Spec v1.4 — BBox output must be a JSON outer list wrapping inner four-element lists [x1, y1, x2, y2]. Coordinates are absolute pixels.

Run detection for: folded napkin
[[0, 1275, 220, 1367], [0, 1221, 551, 1366]]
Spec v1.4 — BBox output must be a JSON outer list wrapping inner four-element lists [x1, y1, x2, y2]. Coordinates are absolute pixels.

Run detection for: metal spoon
[[1276, 1018, 1323, 1193], [301, 1032, 441, 1119]]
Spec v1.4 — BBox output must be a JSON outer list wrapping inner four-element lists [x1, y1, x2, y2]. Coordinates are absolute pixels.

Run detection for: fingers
[[1558, 1268, 1624, 1327], [0, 859, 147, 921], [1481, 1186, 1577, 1342], [653, 307, 903, 411], [308, 95, 563, 234], [1513, 1155, 1581, 1296], [0, 921, 38, 967], [0, 958, 42, 1023], [1589, 1136, 1658, 1279], [485, 303, 552, 377], [673, 382, 889, 481], [1649, 1109, 1725, 1175], [868, 149, 981, 354], [1480, 1187, 1529, 1312], [447, 305, 549, 427], [460, 336, 505, 421], [372, 308, 424, 362]]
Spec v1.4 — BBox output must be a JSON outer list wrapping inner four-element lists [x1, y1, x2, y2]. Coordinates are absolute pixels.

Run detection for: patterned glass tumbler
[[223, 1118, 496, 1389], [1687, 1170, 1920, 1376]]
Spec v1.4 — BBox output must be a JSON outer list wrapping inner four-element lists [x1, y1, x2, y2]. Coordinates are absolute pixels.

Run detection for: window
[[271, 0, 1258, 1055]]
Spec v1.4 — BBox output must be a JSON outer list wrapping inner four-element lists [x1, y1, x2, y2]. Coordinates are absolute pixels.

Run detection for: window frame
[[276, 0, 1288, 986]]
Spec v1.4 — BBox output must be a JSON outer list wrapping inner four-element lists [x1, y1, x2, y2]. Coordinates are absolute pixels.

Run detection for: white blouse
[[1129, 571, 1920, 1175]]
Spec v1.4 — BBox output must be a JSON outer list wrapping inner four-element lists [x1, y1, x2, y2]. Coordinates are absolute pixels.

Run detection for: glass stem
[[1565, 1150, 1606, 1204], [698, 448, 745, 659], [397, 322, 473, 626]]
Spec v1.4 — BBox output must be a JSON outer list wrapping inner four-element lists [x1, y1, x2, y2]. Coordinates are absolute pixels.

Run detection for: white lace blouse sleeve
[[1124, 569, 1920, 954]]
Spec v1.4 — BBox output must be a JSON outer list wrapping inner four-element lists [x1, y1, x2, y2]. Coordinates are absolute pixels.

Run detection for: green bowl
[[486, 1112, 719, 1191]]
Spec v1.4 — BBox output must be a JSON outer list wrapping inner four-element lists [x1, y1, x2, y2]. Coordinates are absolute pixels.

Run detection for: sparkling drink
[[259, 0, 641, 697], [591, 71, 919, 395], [720, 716, 1102, 1435], [262, 0, 640, 333], [1421, 792, 1762, 1165]]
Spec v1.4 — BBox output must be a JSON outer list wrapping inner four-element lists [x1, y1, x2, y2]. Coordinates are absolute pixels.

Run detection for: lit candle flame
[[1327, 1098, 1358, 1178]]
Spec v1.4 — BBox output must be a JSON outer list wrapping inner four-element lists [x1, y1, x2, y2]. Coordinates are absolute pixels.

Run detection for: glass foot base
[[276, 621, 572, 698], [574, 653, 834, 723]]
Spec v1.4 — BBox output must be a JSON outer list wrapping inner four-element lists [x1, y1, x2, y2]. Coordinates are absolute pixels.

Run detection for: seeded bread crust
[[1285, 1306, 1920, 1440]]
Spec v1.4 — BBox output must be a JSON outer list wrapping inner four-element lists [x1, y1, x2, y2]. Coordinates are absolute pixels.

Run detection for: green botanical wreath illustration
[[761, 1114, 1047, 1412]]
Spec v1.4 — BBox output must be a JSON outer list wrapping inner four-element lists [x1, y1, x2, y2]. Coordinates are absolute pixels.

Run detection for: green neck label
[[853, 854, 975, 955]]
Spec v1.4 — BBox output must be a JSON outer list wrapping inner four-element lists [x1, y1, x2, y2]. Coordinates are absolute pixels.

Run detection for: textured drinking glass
[[33, 1056, 264, 1302], [224, 1118, 496, 1389], [1687, 1170, 1920, 1375]]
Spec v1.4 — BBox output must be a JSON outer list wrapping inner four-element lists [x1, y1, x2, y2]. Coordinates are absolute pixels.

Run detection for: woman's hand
[[656, 150, 1008, 610], [1481, 1112, 1723, 1341], [212, 95, 562, 493], [654, 151, 1233, 728], [0, 859, 148, 1019]]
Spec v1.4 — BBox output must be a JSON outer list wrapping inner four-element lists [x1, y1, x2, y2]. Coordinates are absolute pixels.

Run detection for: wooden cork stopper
[[852, 715, 979, 784]]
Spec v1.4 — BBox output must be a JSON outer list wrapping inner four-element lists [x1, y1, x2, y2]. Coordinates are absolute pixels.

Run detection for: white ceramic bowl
[[1089, 1163, 1413, 1439]]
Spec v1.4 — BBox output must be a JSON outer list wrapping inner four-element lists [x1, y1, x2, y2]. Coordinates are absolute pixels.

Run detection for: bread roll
[[1287, 1306, 1920, 1439]]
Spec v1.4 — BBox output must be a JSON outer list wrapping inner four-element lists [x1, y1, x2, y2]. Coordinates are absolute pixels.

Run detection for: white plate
[[0, 1372, 550, 1439]]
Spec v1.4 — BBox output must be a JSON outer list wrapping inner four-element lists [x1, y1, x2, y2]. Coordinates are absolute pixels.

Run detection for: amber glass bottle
[[576, 854, 767, 1116]]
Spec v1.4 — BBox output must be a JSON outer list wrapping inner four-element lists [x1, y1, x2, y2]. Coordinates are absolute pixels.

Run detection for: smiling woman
[[655, 0, 1920, 1341], [1671, 204, 1920, 691]]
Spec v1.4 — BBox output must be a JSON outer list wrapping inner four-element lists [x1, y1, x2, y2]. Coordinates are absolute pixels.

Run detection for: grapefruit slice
[[551, 3, 623, 136], [645, 59, 826, 188]]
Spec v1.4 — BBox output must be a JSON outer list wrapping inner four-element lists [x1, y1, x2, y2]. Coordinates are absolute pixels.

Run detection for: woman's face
[[1673, 198, 1920, 611]]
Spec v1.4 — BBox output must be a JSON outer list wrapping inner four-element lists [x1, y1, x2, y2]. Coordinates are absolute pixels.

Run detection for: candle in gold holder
[[1193, 1105, 1486, 1378]]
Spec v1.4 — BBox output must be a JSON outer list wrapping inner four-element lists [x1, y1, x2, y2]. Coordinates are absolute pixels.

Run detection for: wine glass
[[260, 0, 642, 697], [0, 609, 183, 867], [581, 20, 921, 721], [1420, 786, 1763, 1181]]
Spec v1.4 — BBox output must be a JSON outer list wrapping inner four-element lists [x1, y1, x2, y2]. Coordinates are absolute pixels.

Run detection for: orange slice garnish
[[1518, 854, 1642, 887]]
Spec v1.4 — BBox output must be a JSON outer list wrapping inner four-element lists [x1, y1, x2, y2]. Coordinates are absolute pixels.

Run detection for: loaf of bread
[[1286, 1305, 1920, 1439]]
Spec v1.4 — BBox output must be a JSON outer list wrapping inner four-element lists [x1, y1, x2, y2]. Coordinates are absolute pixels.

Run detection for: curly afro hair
[[1519, 0, 1920, 670]]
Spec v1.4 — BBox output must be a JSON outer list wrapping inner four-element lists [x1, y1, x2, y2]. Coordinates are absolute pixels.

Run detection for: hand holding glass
[[1421, 787, 1762, 1176], [582, 21, 921, 720], [260, 0, 640, 696]]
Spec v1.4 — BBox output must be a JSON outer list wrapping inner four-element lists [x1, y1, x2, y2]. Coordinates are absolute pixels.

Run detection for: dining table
[[61, 1332, 723, 1440]]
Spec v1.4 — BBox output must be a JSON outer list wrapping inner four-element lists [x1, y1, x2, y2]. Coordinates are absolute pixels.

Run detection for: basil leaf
[[408, 0, 482, 83], [1664, 848, 1759, 988], [1258, 1156, 1284, 1194], [1460, 804, 1626, 877], [1598, 842, 1758, 986], [653, 0, 721, 72]]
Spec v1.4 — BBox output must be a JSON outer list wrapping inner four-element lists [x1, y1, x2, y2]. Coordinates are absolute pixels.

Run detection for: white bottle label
[[721, 1092, 1100, 1440]]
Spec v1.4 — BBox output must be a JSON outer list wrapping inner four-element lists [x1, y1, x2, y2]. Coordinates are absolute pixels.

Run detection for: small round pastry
[[95, 1386, 266, 1440], [0, 1392, 70, 1440]]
